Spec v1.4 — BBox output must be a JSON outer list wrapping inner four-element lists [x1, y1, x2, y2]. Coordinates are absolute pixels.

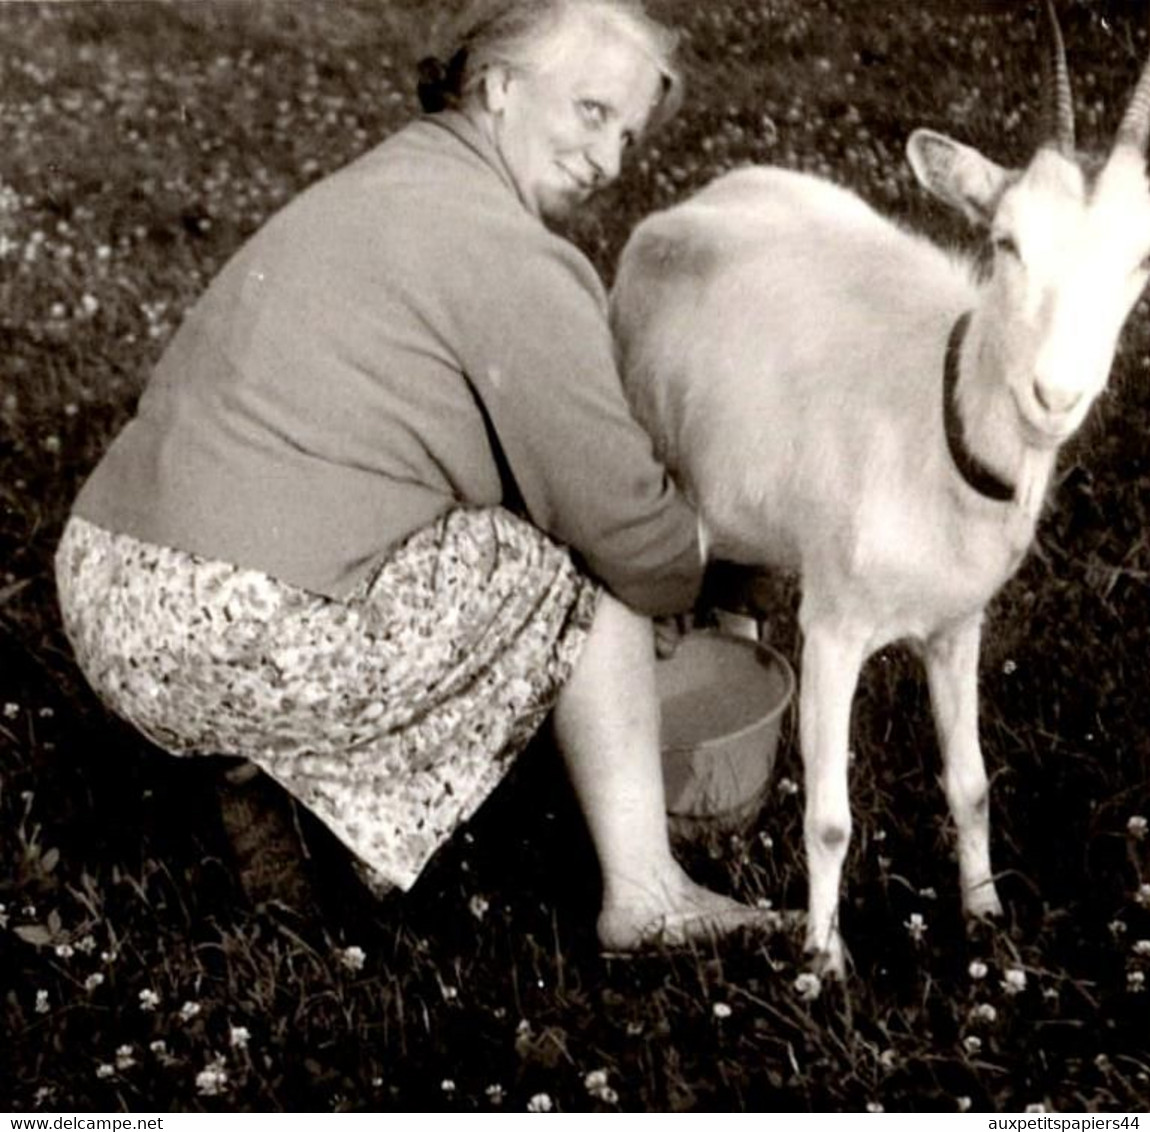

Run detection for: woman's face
[[484, 19, 664, 220]]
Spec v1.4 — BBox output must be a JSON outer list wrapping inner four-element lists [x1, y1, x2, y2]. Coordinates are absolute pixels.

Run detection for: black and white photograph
[[1, 0, 1149, 1114]]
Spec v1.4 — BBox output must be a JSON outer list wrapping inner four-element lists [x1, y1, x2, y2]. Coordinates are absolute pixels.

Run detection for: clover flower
[[441, 1079, 456, 1094], [712, 1002, 733, 1019], [115, 1045, 136, 1071], [139, 988, 160, 1012], [34, 989, 49, 1014], [54, 943, 74, 959], [229, 1025, 251, 1050], [1128, 970, 1146, 994], [337, 944, 366, 972], [485, 1084, 505, 1106], [1128, 815, 1148, 840], [1136, 884, 1150, 909], [584, 1068, 618, 1102], [1133, 940, 1150, 957], [968, 960, 989, 981], [794, 971, 822, 1001], [527, 1092, 554, 1112], [179, 1000, 202, 1022], [95, 1063, 115, 1080], [1001, 967, 1027, 996], [468, 894, 490, 921], [195, 1055, 229, 1097], [904, 912, 927, 942], [83, 972, 104, 992], [969, 1002, 998, 1024]]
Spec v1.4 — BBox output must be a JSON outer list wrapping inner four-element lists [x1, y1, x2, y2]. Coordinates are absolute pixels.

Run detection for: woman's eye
[[579, 100, 607, 126]]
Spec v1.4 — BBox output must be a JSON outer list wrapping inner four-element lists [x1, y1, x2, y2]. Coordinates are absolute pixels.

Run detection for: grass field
[[2, 0, 1150, 1113]]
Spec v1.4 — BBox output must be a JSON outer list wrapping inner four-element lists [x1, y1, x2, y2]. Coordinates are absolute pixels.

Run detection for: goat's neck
[[951, 310, 1056, 525]]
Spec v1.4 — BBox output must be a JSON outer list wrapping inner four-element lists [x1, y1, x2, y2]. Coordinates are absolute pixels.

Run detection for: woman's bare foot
[[596, 868, 779, 954]]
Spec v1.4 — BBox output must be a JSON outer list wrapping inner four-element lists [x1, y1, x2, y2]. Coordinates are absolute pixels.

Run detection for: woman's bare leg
[[552, 592, 772, 950]]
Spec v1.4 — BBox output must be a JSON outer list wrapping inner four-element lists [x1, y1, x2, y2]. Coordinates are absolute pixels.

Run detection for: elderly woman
[[55, 0, 770, 951]]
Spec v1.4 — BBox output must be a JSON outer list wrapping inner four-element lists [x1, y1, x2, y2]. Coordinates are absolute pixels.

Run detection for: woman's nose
[[587, 135, 623, 185]]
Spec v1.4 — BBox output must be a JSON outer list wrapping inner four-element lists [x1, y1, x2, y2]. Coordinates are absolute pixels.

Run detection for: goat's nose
[[1033, 379, 1082, 415]]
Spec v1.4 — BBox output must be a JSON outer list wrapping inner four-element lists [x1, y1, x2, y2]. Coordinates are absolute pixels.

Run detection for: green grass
[[2, 0, 1150, 1113]]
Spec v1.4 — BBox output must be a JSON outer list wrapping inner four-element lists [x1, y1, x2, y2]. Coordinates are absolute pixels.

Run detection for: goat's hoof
[[963, 889, 1004, 922], [803, 934, 846, 980]]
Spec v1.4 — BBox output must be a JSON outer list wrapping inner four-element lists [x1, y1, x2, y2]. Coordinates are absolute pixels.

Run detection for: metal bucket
[[656, 631, 795, 840]]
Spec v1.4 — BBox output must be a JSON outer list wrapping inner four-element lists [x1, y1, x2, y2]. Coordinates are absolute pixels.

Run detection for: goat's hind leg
[[799, 619, 866, 977], [924, 615, 1003, 921]]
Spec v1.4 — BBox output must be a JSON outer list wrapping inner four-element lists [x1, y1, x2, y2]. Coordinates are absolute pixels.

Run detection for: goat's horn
[[1041, 0, 1076, 154], [1114, 46, 1150, 153]]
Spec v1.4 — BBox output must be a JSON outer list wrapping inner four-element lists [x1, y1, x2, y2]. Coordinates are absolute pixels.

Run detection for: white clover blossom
[[95, 1063, 115, 1080], [441, 1079, 456, 1094], [485, 1083, 505, 1106], [138, 988, 160, 1012], [958, 1096, 973, 1113], [1128, 970, 1147, 994], [527, 1092, 554, 1112], [969, 1003, 998, 1024], [1128, 815, 1148, 840], [584, 1069, 615, 1102], [468, 894, 490, 921], [54, 943, 74, 959], [337, 944, 366, 972], [711, 1002, 733, 1019], [229, 1025, 251, 1049], [1001, 967, 1027, 995], [115, 1044, 136, 1071], [963, 1035, 983, 1055], [149, 1040, 168, 1057], [968, 960, 989, 981], [794, 971, 822, 1001], [195, 1056, 229, 1097], [904, 912, 927, 942], [75, 934, 97, 954], [1136, 884, 1150, 909], [34, 989, 50, 1014], [179, 999, 202, 1022], [1133, 939, 1150, 957], [83, 972, 104, 992]]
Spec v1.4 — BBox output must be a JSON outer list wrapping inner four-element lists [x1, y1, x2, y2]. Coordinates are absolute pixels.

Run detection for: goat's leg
[[924, 615, 1003, 920], [800, 621, 865, 977]]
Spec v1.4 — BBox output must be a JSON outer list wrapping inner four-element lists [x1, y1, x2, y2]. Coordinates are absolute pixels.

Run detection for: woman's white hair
[[417, 0, 682, 131]]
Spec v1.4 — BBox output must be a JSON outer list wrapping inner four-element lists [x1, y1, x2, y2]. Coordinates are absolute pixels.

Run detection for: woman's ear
[[480, 64, 513, 114]]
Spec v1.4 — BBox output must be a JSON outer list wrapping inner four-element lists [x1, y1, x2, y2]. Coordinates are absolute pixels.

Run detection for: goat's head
[[905, 0, 1150, 449]]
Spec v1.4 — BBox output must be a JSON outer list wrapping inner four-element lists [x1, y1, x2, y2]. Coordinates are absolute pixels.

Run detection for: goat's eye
[[993, 234, 1020, 259]]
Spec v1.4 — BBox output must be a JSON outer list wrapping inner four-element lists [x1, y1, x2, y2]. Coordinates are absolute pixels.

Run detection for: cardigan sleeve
[[449, 221, 705, 617]]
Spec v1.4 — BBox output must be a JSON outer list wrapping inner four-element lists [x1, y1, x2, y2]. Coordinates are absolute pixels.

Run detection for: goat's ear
[[906, 128, 1012, 228]]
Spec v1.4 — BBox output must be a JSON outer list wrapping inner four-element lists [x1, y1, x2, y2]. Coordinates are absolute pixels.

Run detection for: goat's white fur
[[612, 94, 1150, 975]]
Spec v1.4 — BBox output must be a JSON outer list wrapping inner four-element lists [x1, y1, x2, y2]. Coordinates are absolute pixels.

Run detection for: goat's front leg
[[923, 615, 1003, 921], [800, 620, 865, 977]]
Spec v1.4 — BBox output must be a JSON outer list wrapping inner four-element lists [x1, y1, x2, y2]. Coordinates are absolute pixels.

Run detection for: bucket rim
[[658, 629, 796, 754]]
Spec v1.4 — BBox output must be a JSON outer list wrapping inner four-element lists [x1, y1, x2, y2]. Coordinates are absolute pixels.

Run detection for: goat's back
[[611, 166, 981, 578]]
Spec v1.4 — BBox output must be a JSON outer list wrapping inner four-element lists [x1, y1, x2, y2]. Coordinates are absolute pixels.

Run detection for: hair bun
[[417, 55, 450, 112]]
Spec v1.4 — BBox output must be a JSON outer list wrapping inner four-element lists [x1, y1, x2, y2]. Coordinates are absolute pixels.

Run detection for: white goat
[[612, 4, 1150, 975]]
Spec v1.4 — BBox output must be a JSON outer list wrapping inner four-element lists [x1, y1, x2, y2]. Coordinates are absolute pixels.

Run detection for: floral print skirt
[[55, 509, 600, 891]]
